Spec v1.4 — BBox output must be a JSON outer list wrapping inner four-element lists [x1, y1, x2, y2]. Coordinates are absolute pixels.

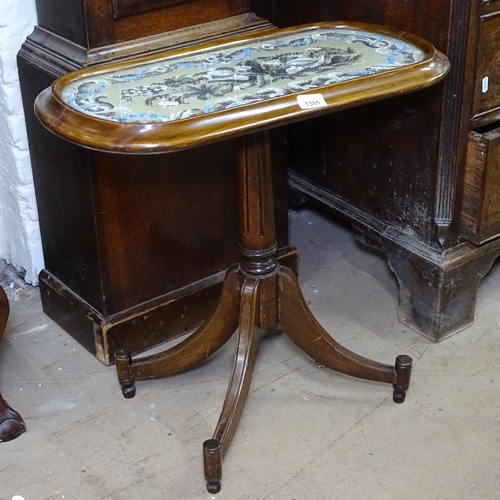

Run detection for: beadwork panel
[[61, 26, 425, 123]]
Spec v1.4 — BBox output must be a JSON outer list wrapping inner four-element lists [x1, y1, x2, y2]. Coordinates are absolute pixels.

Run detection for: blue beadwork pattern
[[61, 27, 425, 123]]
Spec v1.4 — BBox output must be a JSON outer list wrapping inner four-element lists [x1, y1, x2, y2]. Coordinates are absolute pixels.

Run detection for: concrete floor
[[1, 207, 499, 500]]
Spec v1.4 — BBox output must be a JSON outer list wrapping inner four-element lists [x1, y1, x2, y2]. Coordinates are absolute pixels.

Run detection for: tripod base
[[116, 263, 412, 493], [116, 130, 412, 494]]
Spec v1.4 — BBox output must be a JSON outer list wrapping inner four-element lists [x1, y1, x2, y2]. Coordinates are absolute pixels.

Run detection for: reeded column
[[238, 131, 278, 276]]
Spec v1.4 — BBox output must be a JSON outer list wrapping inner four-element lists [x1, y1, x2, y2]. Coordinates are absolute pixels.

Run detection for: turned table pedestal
[[35, 22, 449, 492]]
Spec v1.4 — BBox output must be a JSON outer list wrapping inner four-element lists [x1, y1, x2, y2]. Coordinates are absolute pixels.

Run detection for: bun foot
[[121, 383, 136, 399], [0, 397, 26, 442], [393, 354, 413, 404], [115, 348, 136, 399], [203, 439, 222, 494], [206, 481, 222, 494], [392, 388, 407, 404]]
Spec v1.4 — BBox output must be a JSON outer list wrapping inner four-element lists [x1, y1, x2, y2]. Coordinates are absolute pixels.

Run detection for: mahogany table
[[34, 22, 449, 493]]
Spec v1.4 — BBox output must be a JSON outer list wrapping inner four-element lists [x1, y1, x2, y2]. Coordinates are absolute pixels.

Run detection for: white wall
[[0, 0, 42, 285]]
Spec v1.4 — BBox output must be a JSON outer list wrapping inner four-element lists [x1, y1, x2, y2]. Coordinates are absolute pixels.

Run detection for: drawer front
[[473, 9, 500, 118], [460, 125, 500, 244]]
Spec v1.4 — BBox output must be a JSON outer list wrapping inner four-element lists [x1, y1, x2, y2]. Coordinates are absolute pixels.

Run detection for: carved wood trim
[[84, 0, 252, 47], [433, 0, 475, 246], [18, 27, 88, 78], [18, 14, 274, 77]]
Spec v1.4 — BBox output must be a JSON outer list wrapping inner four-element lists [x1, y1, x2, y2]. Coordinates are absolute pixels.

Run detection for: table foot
[[393, 354, 413, 403], [278, 266, 410, 394], [115, 348, 136, 398], [115, 267, 241, 396], [203, 276, 262, 494], [206, 480, 222, 494], [203, 439, 222, 493]]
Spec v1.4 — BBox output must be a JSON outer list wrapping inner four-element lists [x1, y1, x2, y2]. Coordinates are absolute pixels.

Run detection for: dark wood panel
[[18, 59, 106, 307], [36, 0, 253, 49], [254, 0, 450, 50], [263, 0, 457, 243], [287, 88, 443, 242], [112, 0, 193, 19], [35, 0, 87, 46], [86, 0, 252, 46], [93, 143, 241, 313]]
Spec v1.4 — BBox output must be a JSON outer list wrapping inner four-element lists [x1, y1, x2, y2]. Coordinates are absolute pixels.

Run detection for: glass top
[[61, 26, 426, 124]]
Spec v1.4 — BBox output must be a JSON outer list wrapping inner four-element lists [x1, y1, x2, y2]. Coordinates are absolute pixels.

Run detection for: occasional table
[[35, 22, 449, 492]]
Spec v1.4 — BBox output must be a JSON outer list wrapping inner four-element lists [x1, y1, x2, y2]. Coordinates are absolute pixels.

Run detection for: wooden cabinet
[[19, 0, 293, 364], [462, 2, 500, 245], [251, 0, 500, 341]]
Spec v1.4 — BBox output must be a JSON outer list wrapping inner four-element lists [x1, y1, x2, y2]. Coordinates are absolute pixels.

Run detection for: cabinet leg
[[288, 172, 500, 342], [352, 225, 500, 342], [382, 242, 500, 342]]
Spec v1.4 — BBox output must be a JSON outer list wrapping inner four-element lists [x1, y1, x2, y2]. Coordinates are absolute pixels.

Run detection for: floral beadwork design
[[62, 27, 425, 123]]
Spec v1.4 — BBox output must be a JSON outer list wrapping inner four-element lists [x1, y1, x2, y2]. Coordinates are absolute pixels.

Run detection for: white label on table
[[482, 76, 489, 93], [297, 94, 328, 109]]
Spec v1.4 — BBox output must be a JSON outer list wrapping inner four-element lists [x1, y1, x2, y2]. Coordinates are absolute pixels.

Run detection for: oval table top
[[34, 21, 450, 154]]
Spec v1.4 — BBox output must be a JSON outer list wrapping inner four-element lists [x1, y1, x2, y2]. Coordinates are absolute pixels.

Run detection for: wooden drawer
[[461, 124, 500, 244], [472, 6, 500, 121]]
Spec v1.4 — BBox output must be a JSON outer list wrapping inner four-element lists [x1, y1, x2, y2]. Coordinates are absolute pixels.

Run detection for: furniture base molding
[[39, 246, 298, 365], [289, 172, 500, 342], [20, 13, 275, 77]]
